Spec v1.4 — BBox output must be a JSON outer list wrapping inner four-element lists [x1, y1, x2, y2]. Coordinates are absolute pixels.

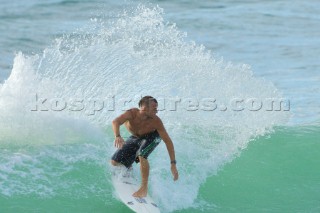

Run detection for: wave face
[[200, 124, 320, 213], [0, 4, 290, 212]]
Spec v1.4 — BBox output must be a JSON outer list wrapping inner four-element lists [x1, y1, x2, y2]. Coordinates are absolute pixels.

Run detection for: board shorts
[[111, 130, 161, 168]]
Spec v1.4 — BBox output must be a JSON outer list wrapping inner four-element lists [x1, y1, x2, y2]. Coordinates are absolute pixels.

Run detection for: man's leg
[[110, 137, 137, 168], [110, 160, 121, 166], [132, 156, 149, 197]]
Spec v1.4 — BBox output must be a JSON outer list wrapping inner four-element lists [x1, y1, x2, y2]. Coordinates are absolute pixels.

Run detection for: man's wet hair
[[138, 96, 158, 107]]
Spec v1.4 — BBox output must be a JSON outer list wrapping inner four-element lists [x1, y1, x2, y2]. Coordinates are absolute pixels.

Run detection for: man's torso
[[124, 108, 159, 137]]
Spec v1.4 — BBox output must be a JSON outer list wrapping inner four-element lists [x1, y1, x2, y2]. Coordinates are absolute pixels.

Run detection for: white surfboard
[[111, 167, 161, 213]]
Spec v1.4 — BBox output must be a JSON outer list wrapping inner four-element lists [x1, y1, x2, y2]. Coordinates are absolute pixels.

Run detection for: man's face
[[145, 101, 158, 116]]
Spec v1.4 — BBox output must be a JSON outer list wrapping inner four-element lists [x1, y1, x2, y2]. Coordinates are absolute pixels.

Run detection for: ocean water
[[0, 0, 319, 212]]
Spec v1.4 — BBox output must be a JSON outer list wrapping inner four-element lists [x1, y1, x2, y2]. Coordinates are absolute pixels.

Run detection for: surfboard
[[111, 166, 161, 213]]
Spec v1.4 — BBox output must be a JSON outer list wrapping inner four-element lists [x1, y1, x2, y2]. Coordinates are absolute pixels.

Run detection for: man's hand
[[171, 164, 179, 181], [114, 136, 124, 149]]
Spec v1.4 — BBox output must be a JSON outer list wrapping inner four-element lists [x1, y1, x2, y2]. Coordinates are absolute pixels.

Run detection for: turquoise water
[[202, 125, 320, 213], [1, 126, 319, 212], [0, 0, 319, 212]]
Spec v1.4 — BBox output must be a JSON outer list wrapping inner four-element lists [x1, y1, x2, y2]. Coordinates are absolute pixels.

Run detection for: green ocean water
[[1, 125, 319, 212], [200, 125, 320, 213]]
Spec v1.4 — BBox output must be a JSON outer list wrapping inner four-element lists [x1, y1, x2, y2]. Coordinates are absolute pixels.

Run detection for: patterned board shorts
[[111, 130, 161, 168]]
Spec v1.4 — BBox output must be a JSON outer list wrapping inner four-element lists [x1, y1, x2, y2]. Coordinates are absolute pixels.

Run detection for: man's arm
[[156, 118, 179, 181], [112, 109, 133, 148]]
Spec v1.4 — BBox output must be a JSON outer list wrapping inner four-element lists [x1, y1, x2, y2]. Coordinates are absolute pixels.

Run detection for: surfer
[[110, 96, 179, 198]]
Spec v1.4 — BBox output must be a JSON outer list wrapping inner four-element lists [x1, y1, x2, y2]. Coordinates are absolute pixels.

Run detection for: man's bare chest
[[125, 119, 156, 136]]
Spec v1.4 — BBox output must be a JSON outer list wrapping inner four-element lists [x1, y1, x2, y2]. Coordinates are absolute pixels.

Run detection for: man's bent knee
[[138, 156, 148, 163], [110, 160, 120, 166]]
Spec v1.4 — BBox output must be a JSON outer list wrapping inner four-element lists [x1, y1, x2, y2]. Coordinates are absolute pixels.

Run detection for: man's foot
[[132, 186, 148, 198]]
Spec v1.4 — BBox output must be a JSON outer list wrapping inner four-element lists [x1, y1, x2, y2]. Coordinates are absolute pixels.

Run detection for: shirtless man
[[111, 96, 179, 198]]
